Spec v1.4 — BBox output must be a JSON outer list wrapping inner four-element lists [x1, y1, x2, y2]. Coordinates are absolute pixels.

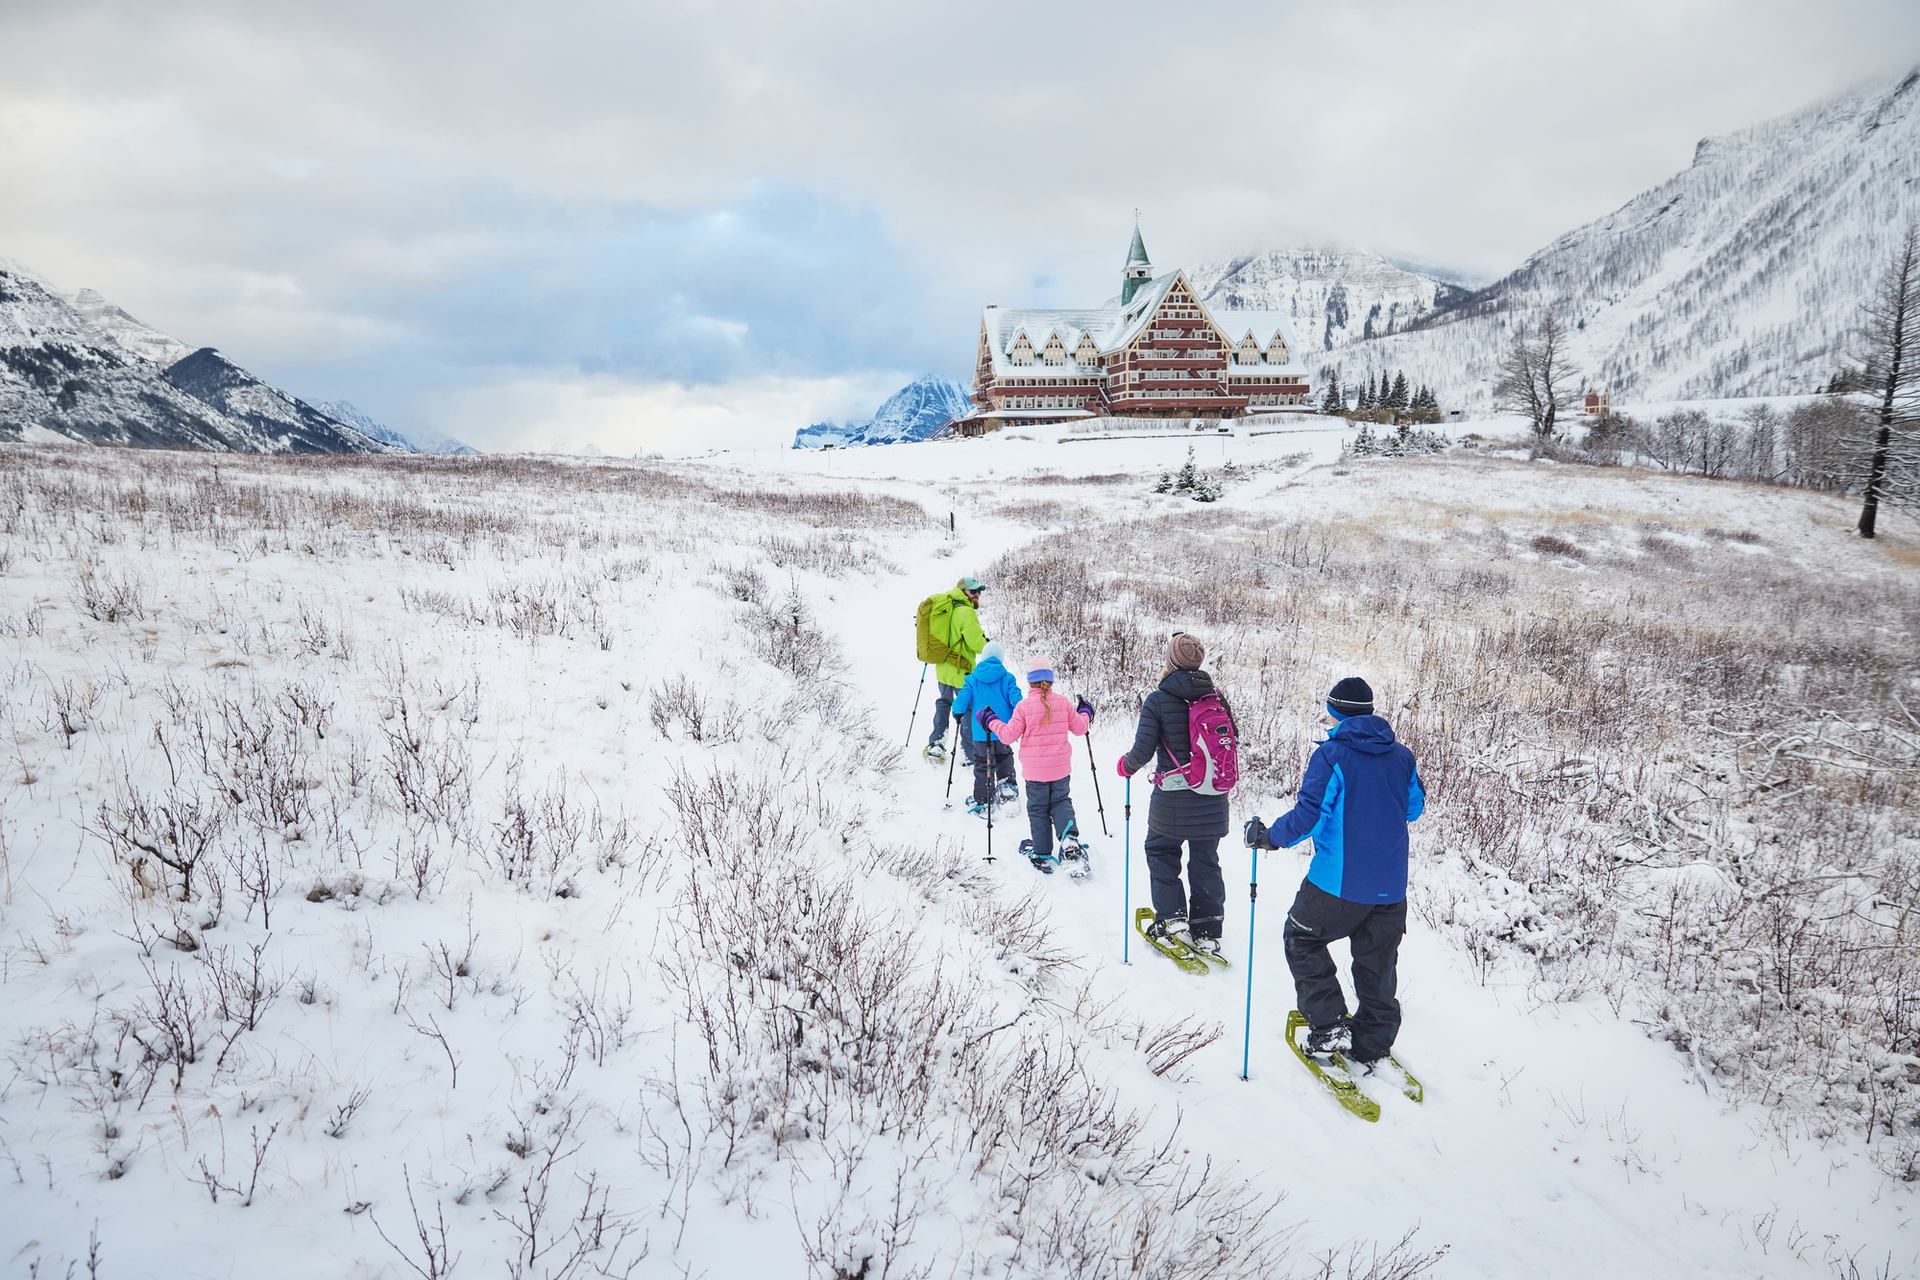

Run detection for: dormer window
[[1009, 329, 1036, 366]]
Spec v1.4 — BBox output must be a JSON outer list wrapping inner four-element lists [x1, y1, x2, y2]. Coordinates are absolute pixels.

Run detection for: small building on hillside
[[959, 225, 1311, 432], [1582, 385, 1613, 416]]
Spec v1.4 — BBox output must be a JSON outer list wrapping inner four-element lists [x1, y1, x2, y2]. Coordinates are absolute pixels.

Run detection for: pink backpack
[[1153, 692, 1240, 796]]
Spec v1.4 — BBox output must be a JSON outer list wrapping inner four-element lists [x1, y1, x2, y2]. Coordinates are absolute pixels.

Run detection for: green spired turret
[[1121, 221, 1153, 306]]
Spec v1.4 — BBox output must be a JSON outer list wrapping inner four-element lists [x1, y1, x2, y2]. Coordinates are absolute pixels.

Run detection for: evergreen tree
[[1321, 371, 1343, 415], [1174, 445, 1200, 494], [1360, 373, 1375, 411], [1390, 372, 1409, 411]]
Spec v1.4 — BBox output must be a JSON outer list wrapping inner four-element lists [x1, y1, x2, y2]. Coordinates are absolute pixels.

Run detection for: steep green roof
[[1125, 223, 1151, 269]]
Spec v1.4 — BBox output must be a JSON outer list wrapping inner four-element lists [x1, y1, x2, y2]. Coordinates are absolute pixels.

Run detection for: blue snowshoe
[[1021, 839, 1059, 874]]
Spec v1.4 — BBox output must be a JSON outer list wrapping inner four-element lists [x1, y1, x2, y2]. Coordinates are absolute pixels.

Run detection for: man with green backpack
[[918, 576, 988, 764]]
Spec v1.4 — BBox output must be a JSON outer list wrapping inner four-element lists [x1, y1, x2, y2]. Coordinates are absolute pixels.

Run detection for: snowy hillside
[[2, 425, 1915, 1277], [0, 256, 394, 454], [319, 399, 479, 455], [1349, 66, 1920, 407], [1188, 248, 1464, 352], [793, 372, 971, 448]]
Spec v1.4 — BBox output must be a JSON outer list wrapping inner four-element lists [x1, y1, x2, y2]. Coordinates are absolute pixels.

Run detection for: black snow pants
[[1023, 777, 1077, 857], [1144, 832, 1225, 940], [932, 683, 976, 764], [971, 741, 1015, 805], [1282, 880, 1407, 1061]]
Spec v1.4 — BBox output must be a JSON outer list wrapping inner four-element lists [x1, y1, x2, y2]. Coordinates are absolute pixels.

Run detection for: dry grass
[[988, 458, 1920, 1176], [0, 442, 1431, 1278]]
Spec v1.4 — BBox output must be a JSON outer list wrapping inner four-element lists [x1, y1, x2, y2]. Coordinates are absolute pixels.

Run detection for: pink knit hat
[[1025, 654, 1056, 683]]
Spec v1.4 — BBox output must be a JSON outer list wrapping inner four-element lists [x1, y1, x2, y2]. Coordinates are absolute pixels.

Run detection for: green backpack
[[915, 592, 964, 670]]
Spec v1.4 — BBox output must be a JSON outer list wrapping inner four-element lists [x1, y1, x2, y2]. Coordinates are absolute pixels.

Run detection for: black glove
[[1242, 816, 1277, 850], [1076, 697, 1095, 724]]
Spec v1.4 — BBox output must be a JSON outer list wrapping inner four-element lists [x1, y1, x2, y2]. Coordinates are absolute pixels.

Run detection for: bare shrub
[[73, 558, 153, 622], [96, 775, 226, 901], [1528, 533, 1584, 560], [200, 939, 282, 1067], [325, 1084, 373, 1139], [371, 1165, 460, 1280], [492, 1101, 647, 1278], [648, 675, 745, 744], [1135, 1016, 1225, 1079], [197, 1120, 281, 1207], [378, 691, 473, 829], [760, 532, 891, 577], [112, 954, 212, 1100], [744, 583, 840, 681], [986, 485, 1920, 1162], [490, 775, 636, 897], [717, 562, 768, 604], [647, 760, 1329, 1274], [46, 677, 102, 745]]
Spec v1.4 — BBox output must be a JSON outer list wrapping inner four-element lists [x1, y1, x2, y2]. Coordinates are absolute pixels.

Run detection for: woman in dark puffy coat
[[1117, 631, 1231, 958]]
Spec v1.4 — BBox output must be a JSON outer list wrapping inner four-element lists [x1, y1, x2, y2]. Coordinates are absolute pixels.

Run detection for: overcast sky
[[3, 0, 1917, 451]]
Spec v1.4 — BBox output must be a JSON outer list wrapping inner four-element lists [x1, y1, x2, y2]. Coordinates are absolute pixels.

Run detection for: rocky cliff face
[[1187, 248, 1464, 352]]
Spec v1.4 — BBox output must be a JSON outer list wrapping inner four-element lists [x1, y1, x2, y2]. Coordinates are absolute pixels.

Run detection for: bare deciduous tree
[[1492, 311, 1578, 441], [1856, 222, 1920, 538]]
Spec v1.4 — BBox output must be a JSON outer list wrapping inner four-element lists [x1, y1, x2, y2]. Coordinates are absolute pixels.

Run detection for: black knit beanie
[[1327, 677, 1375, 717]]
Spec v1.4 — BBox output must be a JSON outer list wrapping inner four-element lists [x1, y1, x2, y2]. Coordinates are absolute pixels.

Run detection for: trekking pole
[[1122, 775, 1132, 964], [984, 746, 996, 864], [1241, 838, 1261, 1082], [944, 718, 961, 802], [1084, 732, 1109, 837], [905, 663, 928, 750]]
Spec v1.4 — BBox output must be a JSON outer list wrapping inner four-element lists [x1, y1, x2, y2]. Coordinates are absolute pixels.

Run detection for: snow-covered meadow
[[2, 420, 1917, 1278]]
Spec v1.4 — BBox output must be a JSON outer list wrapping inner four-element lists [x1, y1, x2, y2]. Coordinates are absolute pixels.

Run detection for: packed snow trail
[[760, 430, 1915, 1279]]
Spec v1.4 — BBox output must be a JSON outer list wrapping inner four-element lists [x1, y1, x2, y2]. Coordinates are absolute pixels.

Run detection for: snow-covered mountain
[[793, 373, 971, 448], [0, 257, 395, 454], [65, 287, 193, 367], [1, 261, 300, 451], [318, 399, 478, 455], [163, 349, 391, 455], [1350, 65, 1920, 406], [1187, 248, 1466, 352]]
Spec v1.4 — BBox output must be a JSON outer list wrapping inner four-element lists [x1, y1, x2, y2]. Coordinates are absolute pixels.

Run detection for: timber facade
[[963, 225, 1312, 431]]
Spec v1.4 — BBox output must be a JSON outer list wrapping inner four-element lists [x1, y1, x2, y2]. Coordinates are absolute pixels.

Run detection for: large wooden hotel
[[964, 225, 1312, 431]]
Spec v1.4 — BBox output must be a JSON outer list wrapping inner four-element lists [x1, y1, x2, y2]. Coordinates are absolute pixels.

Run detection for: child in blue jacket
[[1245, 677, 1425, 1065], [951, 641, 1021, 813]]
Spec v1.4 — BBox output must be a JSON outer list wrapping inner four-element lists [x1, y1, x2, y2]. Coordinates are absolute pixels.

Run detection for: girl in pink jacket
[[979, 654, 1095, 867]]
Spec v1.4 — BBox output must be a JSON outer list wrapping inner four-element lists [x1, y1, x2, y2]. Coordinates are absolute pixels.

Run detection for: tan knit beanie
[[1168, 632, 1205, 671]]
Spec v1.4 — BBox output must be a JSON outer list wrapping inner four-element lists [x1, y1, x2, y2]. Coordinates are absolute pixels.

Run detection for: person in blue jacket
[[950, 641, 1021, 813], [1245, 676, 1425, 1064]]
